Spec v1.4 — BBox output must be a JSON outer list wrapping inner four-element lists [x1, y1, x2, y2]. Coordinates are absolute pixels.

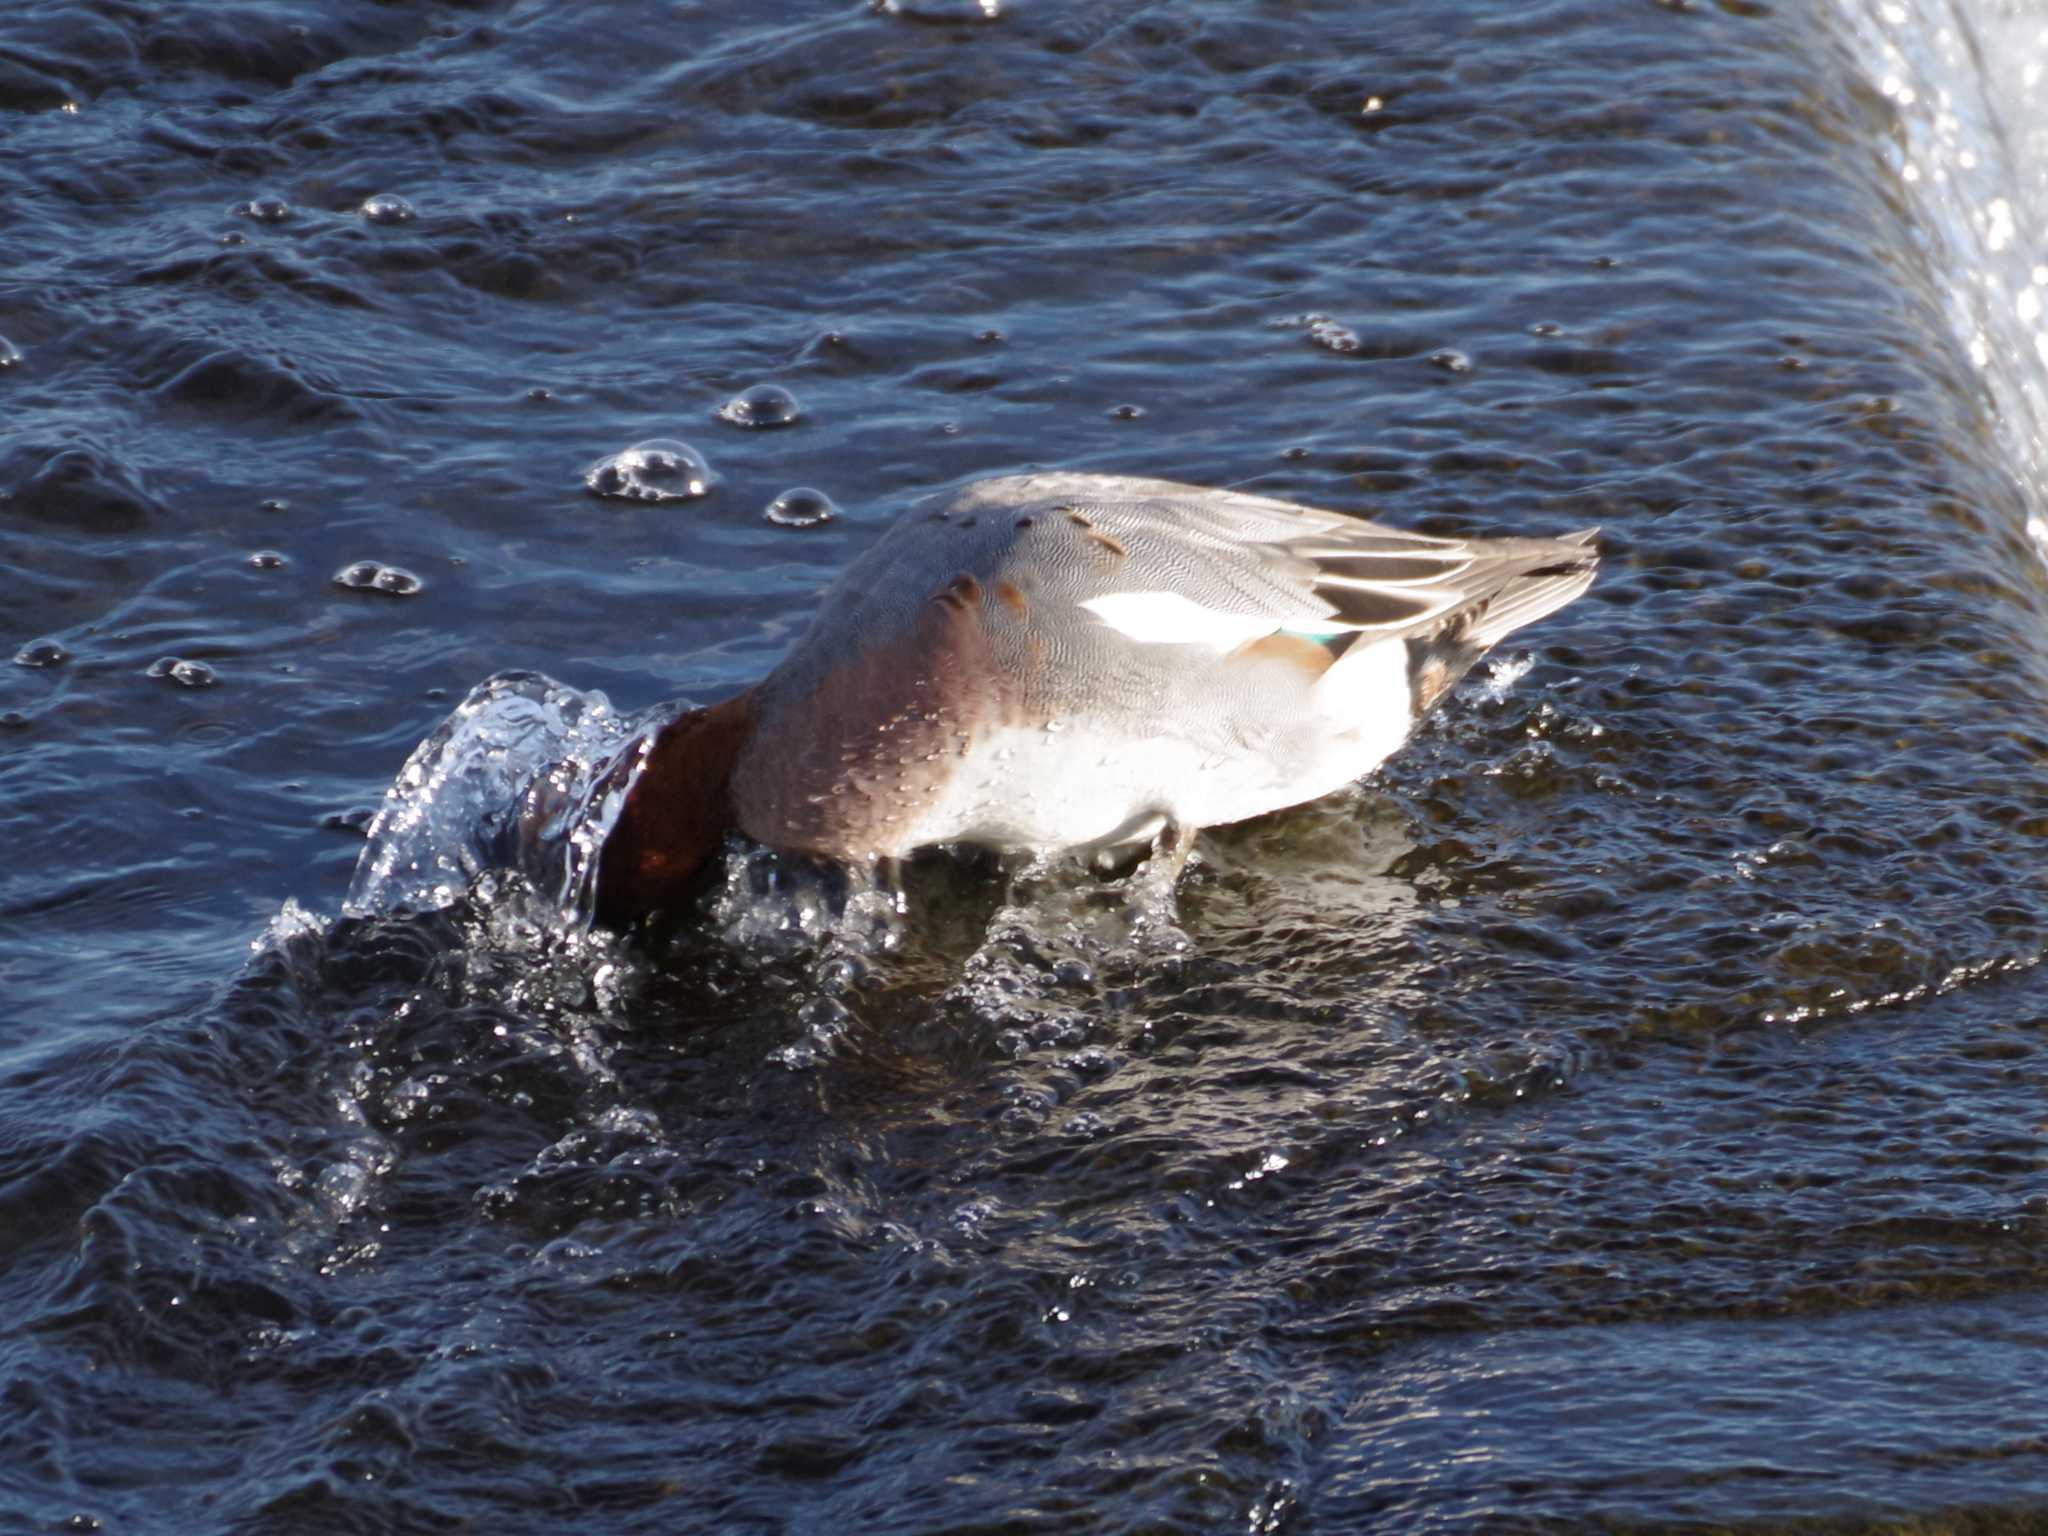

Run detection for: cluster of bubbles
[[1278, 312, 1363, 354], [228, 191, 413, 233], [1275, 312, 1478, 371], [334, 561, 424, 596], [145, 656, 218, 688], [588, 383, 846, 530], [13, 645, 218, 688]]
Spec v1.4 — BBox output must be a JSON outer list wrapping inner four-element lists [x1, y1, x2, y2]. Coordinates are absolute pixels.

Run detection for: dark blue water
[[5, 0, 2048, 1530]]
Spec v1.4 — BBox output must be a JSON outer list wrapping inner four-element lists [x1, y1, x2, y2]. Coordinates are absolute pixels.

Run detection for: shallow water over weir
[[4, 0, 2048, 1530]]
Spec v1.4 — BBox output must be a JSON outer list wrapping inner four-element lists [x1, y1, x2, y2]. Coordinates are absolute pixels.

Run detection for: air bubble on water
[[0, 711, 29, 730], [1428, 348, 1472, 373], [335, 561, 424, 595], [14, 639, 67, 668], [584, 439, 716, 502], [146, 656, 218, 688], [764, 486, 839, 529], [874, 0, 1001, 21], [716, 383, 801, 429], [360, 193, 415, 225], [1108, 403, 1146, 420], [237, 195, 293, 223], [0, 336, 22, 371], [261, 497, 290, 513], [249, 549, 287, 569]]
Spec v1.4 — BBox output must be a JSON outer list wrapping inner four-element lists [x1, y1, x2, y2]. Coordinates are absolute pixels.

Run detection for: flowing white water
[[1837, 0, 2048, 537]]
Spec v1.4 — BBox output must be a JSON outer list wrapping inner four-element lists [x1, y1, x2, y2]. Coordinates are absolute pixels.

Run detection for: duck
[[593, 472, 1596, 926]]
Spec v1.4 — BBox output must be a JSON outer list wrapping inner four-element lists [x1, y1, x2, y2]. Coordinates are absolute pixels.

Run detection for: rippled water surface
[[6, 0, 2048, 1530]]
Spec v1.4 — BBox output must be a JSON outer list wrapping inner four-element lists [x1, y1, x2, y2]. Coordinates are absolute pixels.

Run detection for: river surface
[[5, 0, 2048, 1531]]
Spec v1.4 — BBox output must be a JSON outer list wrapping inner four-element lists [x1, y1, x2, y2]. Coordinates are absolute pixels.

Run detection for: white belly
[[900, 638, 1416, 853]]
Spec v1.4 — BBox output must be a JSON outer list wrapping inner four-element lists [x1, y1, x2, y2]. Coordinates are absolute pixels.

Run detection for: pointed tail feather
[[1460, 530, 1598, 650]]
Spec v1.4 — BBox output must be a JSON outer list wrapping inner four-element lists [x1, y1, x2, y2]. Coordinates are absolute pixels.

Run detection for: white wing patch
[[1079, 591, 1278, 648]]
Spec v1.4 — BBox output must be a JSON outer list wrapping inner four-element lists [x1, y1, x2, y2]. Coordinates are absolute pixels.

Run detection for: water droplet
[[248, 549, 287, 569], [360, 192, 415, 225], [237, 195, 292, 224], [584, 439, 716, 502], [764, 486, 838, 529], [716, 383, 801, 429], [0, 336, 22, 371], [976, 328, 1005, 344], [14, 639, 68, 668], [1527, 320, 1563, 337], [526, 385, 555, 402], [1108, 403, 1146, 420], [334, 561, 424, 595], [146, 656, 218, 688], [1428, 348, 1472, 373]]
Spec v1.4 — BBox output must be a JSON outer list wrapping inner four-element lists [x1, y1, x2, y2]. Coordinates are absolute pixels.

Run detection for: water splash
[[344, 670, 671, 923]]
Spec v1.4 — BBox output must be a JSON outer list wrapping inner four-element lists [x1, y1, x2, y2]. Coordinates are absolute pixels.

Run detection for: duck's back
[[732, 474, 1595, 860]]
